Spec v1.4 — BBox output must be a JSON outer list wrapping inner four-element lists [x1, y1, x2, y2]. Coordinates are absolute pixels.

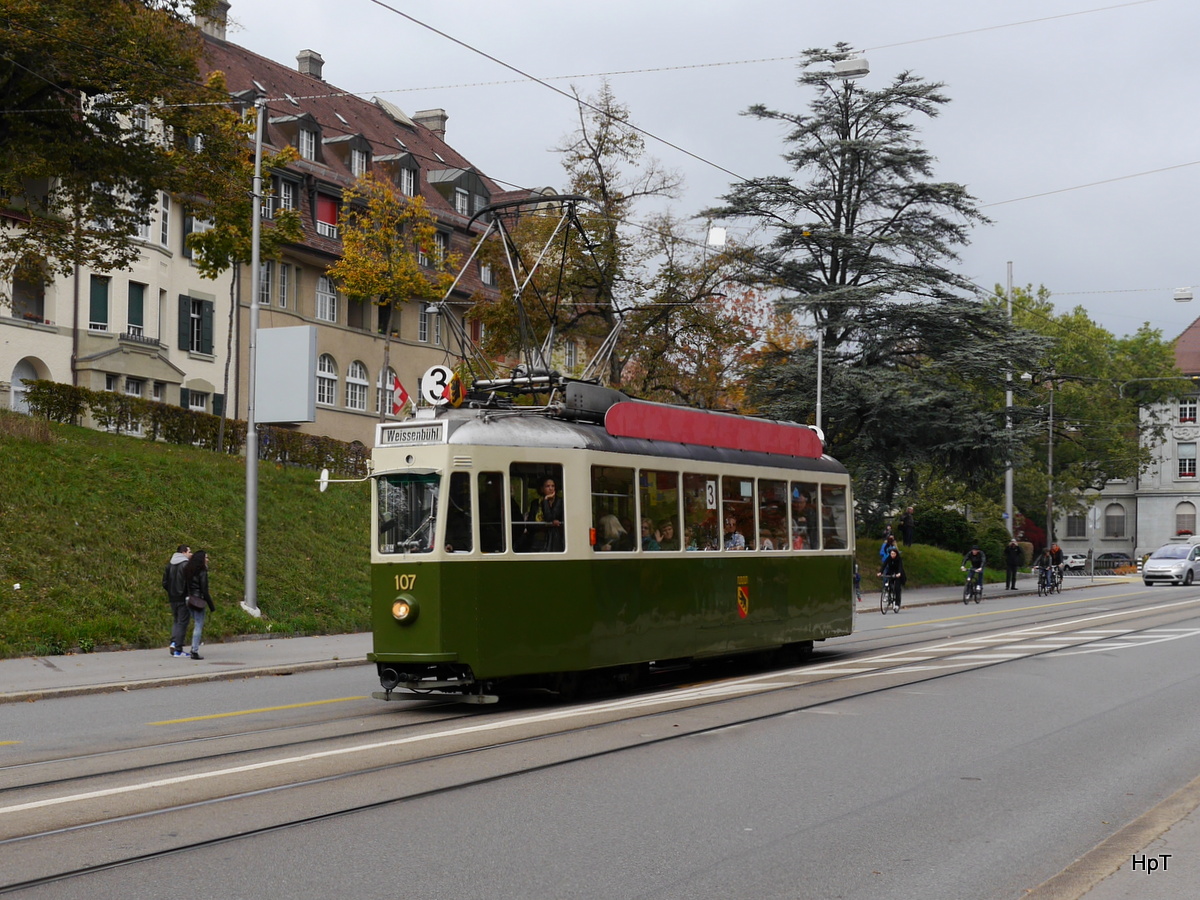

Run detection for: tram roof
[[377, 404, 846, 475]]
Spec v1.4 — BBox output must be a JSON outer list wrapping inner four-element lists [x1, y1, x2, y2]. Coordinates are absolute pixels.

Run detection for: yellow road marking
[[150, 696, 368, 725], [0, 741, 20, 746]]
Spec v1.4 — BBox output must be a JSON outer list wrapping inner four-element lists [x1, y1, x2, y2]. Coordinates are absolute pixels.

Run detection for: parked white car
[[1142, 543, 1200, 586], [1063, 553, 1088, 571]]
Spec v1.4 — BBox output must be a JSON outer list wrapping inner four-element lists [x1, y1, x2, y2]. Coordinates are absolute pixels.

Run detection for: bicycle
[[1054, 565, 1064, 592], [962, 566, 982, 604], [880, 575, 899, 614], [1036, 565, 1056, 596]]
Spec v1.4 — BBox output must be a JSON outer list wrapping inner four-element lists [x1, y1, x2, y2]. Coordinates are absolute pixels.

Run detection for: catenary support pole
[[241, 99, 264, 619], [1005, 262, 1014, 537]]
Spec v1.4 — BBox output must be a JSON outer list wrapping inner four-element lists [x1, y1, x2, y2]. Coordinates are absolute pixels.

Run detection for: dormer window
[[374, 152, 418, 196], [299, 128, 316, 160], [272, 112, 322, 163], [351, 148, 368, 177], [323, 133, 372, 178], [428, 167, 490, 221]]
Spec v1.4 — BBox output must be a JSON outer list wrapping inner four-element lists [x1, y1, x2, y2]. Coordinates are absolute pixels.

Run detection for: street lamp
[[1117, 375, 1200, 399], [1022, 370, 1055, 545], [812, 53, 868, 438]]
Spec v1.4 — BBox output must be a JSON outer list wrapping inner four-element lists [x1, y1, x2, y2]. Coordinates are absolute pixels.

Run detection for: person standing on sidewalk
[[181, 550, 215, 660], [162, 544, 191, 657], [1003, 538, 1023, 590]]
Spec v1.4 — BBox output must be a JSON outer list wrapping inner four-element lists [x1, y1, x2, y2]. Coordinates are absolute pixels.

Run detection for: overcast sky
[[226, 0, 1200, 343]]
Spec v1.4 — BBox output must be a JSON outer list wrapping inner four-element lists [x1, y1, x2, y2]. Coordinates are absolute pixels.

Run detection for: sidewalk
[[0, 632, 372, 705]]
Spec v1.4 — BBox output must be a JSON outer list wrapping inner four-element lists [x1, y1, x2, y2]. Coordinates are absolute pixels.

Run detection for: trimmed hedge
[[23, 380, 365, 477]]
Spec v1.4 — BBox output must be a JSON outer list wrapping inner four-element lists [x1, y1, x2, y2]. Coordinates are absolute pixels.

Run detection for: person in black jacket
[[879, 547, 906, 609], [162, 544, 191, 657], [1003, 538, 1023, 590], [962, 546, 987, 594], [181, 550, 215, 660], [529, 477, 565, 552]]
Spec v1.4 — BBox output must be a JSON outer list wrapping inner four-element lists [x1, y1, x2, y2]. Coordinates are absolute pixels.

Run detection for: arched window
[[316, 354, 338, 407], [9, 359, 38, 414], [346, 361, 368, 411], [1104, 503, 1126, 539], [1176, 502, 1197, 536]]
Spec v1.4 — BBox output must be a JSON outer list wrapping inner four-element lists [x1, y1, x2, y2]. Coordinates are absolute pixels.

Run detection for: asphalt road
[[3, 581, 1199, 899]]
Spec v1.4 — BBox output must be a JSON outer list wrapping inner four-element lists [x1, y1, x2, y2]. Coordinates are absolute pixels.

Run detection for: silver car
[[1142, 543, 1200, 586]]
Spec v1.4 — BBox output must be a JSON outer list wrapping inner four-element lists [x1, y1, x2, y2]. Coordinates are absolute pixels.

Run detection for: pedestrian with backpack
[[181, 550, 215, 660], [162, 544, 191, 657]]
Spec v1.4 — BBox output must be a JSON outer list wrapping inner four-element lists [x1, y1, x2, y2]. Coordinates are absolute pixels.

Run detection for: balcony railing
[[119, 330, 161, 348]]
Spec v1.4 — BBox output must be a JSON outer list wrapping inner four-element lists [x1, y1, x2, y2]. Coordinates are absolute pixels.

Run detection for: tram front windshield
[[378, 472, 439, 554]]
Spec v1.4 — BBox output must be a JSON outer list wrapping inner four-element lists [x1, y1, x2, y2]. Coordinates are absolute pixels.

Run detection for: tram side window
[[510, 463, 565, 553], [682, 473, 718, 550], [721, 475, 756, 550], [478, 471, 505, 554], [377, 472, 438, 554], [592, 465, 635, 551], [758, 479, 788, 550], [790, 481, 820, 550], [639, 470, 680, 551], [444, 472, 472, 553], [821, 484, 849, 549]]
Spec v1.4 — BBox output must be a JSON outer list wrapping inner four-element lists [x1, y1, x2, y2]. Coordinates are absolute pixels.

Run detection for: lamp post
[[1117, 375, 1200, 399], [812, 52, 868, 437]]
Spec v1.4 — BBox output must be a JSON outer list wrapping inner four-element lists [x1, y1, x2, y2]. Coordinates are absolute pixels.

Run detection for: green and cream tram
[[368, 382, 854, 702]]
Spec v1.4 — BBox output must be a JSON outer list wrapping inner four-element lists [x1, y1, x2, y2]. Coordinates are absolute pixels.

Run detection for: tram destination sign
[[376, 421, 447, 447]]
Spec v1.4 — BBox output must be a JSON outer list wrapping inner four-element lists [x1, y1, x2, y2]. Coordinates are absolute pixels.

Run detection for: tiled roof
[[1175, 315, 1200, 375], [199, 35, 503, 222]]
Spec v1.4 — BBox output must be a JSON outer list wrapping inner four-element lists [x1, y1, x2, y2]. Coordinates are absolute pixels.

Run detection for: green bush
[[23, 380, 362, 477], [911, 507, 974, 554], [976, 522, 1011, 571]]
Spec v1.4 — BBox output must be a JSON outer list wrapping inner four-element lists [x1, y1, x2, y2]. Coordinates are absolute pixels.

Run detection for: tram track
[[0, 700, 465, 798], [4, 590, 1199, 894]]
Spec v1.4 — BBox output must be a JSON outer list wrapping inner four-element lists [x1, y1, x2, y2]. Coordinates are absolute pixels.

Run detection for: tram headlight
[[392, 594, 419, 624]]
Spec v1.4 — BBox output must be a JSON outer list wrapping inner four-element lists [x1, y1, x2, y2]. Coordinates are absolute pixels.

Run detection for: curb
[[0, 656, 371, 705]]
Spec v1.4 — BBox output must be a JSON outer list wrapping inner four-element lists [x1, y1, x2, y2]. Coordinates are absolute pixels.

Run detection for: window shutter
[[179, 387, 190, 409], [178, 295, 191, 349], [212, 393, 225, 417], [128, 284, 144, 328], [89, 276, 108, 326], [200, 301, 214, 354], [316, 194, 338, 225]]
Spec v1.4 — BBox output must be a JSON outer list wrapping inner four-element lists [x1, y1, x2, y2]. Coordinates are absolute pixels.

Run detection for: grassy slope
[[856, 541, 1003, 595], [0, 411, 369, 658], [0, 411, 999, 659]]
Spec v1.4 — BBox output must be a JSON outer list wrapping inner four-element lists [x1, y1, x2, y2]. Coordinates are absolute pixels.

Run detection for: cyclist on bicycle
[[962, 546, 986, 594], [879, 547, 906, 610], [1050, 542, 1065, 585], [1035, 546, 1056, 591]]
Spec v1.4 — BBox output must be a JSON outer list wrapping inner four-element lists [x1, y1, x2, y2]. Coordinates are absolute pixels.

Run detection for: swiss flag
[[391, 374, 409, 416]]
